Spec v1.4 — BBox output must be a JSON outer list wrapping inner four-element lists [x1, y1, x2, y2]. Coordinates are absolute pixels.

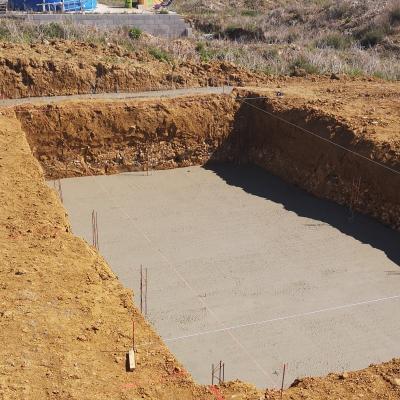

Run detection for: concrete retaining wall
[[16, 13, 191, 38]]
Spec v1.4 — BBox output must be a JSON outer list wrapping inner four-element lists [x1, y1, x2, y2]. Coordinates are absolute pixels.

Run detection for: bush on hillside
[[129, 27, 142, 40], [316, 33, 353, 50], [359, 28, 386, 48], [389, 2, 400, 25]]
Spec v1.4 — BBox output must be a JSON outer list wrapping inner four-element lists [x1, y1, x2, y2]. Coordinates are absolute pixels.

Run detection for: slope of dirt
[[0, 41, 271, 99], [0, 111, 239, 400], [262, 358, 400, 400]]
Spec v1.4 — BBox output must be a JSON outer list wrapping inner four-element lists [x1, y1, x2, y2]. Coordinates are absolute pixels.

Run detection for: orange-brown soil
[[16, 77, 400, 228], [1, 76, 400, 400], [0, 41, 271, 98]]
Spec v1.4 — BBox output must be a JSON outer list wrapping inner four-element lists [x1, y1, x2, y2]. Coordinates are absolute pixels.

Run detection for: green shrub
[[262, 47, 279, 60], [195, 42, 216, 62], [148, 47, 172, 62], [359, 28, 385, 48], [389, 5, 400, 25], [0, 26, 10, 41], [290, 56, 319, 74], [327, 3, 352, 20], [128, 27, 142, 40], [241, 9, 257, 17], [316, 33, 352, 50], [347, 67, 364, 77], [42, 23, 66, 39], [223, 24, 261, 40], [159, 8, 168, 14]]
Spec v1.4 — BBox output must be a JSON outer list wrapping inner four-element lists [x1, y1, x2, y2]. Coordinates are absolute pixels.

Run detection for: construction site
[[0, 28, 400, 400]]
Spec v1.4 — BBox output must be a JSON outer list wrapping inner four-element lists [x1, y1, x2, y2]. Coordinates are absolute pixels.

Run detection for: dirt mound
[[0, 41, 271, 99], [263, 359, 400, 399]]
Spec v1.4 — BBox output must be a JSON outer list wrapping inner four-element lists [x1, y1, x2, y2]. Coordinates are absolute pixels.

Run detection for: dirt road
[[0, 86, 233, 107]]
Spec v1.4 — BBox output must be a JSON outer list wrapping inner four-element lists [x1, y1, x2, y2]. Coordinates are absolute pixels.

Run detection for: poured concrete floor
[[52, 164, 400, 388]]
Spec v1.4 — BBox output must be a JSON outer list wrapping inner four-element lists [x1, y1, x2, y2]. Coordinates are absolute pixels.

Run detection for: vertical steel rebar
[[132, 320, 135, 350], [140, 265, 143, 314], [145, 267, 148, 316], [280, 363, 287, 399]]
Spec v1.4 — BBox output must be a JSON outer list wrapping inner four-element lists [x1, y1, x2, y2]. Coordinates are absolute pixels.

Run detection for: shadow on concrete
[[204, 162, 400, 267]]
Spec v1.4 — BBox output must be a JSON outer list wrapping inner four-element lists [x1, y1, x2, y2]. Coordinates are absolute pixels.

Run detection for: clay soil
[[1, 74, 400, 400], [0, 40, 272, 98]]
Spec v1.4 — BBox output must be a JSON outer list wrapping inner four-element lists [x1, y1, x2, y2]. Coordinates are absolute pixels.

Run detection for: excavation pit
[[51, 164, 400, 387], [15, 90, 400, 388]]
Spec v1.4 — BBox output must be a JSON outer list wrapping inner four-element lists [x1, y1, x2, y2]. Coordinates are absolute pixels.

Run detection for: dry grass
[[0, 12, 399, 80]]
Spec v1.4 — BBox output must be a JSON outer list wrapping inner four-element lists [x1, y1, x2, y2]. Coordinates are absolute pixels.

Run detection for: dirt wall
[[16, 90, 400, 230], [235, 95, 400, 230], [16, 94, 238, 179]]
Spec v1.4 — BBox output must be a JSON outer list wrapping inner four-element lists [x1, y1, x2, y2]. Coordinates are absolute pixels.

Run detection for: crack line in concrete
[[92, 174, 277, 388]]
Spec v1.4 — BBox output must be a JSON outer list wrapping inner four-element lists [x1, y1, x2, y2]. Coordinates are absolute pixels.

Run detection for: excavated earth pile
[[1, 76, 400, 400], [0, 41, 270, 98]]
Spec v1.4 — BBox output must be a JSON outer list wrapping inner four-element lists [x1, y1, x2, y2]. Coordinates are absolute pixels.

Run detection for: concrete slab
[[51, 164, 400, 388]]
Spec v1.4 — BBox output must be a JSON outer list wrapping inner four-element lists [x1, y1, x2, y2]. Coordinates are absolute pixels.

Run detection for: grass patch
[[241, 9, 257, 17], [42, 23, 66, 39], [148, 47, 172, 62], [195, 42, 216, 62], [290, 56, 319, 74], [316, 33, 352, 50], [359, 28, 386, 48], [128, 27, 142, 40]]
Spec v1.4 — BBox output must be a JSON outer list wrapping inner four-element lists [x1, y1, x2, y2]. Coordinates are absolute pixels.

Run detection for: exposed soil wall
[[17, 89, 400, 230], [16, 94, 239, 179], [235, 95, 400, 230]]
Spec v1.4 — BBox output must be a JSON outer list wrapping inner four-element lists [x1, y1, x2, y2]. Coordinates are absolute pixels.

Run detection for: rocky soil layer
[[0, 41, 270, 99], [16, 94, 238, 178]]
